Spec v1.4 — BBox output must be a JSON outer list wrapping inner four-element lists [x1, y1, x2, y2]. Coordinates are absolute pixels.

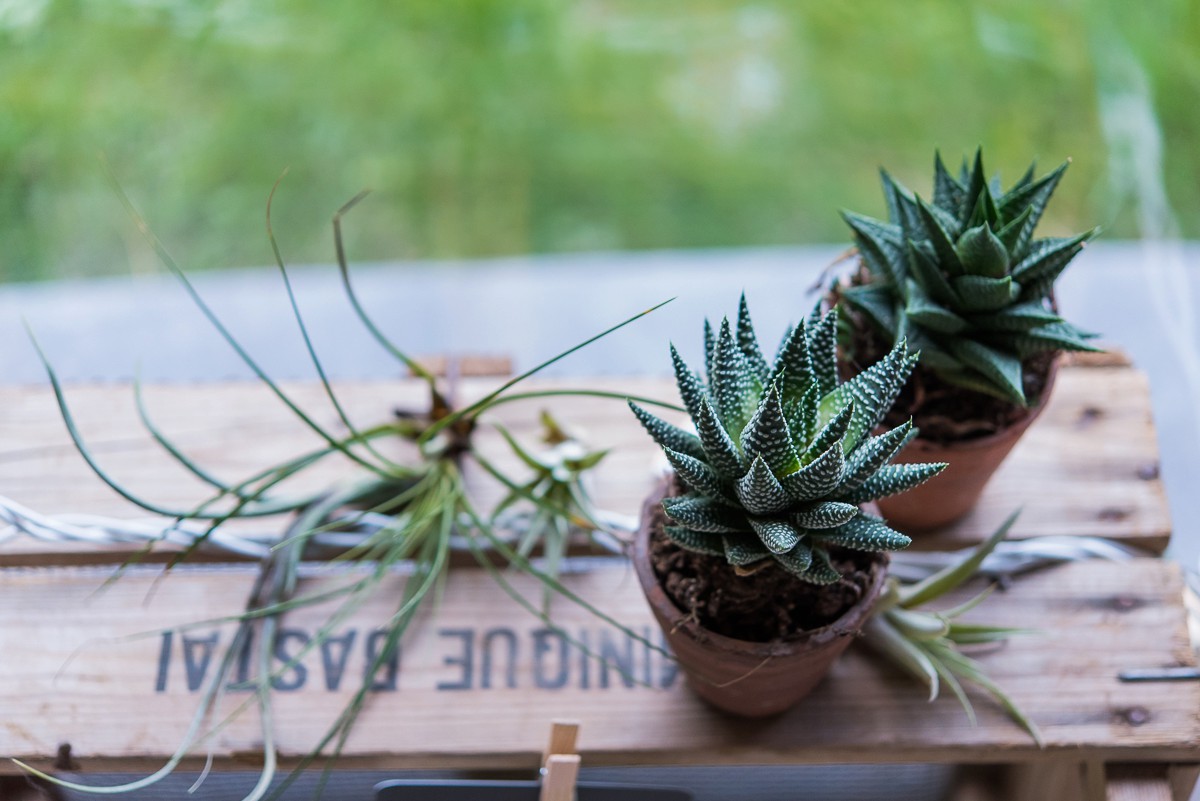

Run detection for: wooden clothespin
[[539, 719, 581, 801]]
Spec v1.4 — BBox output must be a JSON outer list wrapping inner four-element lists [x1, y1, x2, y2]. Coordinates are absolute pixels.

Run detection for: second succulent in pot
[[834, 151, 1103, 530], [839, 149, 1100, 406]]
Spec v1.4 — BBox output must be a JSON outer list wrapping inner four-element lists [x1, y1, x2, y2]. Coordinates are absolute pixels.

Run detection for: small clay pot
[[632, 478, 887, 718], [877, 356, 1060, 532]]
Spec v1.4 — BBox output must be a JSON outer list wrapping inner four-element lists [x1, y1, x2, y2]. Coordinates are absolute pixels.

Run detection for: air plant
[[14, 181, 677, 800], [491, 411, 611, 612], [865, 511, 1042, 744]]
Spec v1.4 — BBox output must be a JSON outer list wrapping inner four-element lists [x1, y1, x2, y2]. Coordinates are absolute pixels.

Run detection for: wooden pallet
[[0, 359, 1194, 800]]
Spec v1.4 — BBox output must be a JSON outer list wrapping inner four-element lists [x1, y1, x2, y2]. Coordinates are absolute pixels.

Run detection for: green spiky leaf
[[670, 345, 708, 423], [750, 517, 802, 554], [664, 526, 725, 557], [770, 321, 815, 399], [662, 447, 736, 506], [1010, 232, 1092, 288], [809, 307, 841, 397], [817, 513, 911, 551], [628, 402, 706, 462], [737, 293, 771, 382], [735, 455, 792, 516], [955, 223, 1010, 278], [839, 284, 899, 339], [740, 382, 801, 478], [906, 280, 968, 334], [694, 396, 745, 479], [906, 240, 959, 308], [839, 462, 946, 504], [800, 401, 853, 465], [842, 211, 908, 289], [711, 319, 761, 434], [817, 339, 916, 452], [790, 501, 859, 530], [1011, 321, 1102, 358], [932, 151, 966, 218], [703, 319, 716, 380], [662, 495, 747, 534], [916, 196, 965, 277], [968, 301, 1062, 333], [800, 548, 842, 584], [723, 533, 771, 567], [772, 539, 814, 577], [780, 444, 845, 502], [947, 339, 1026, 405], [952, 274, 1020, 312], [996, 161, 1068, 257], [835, 421, 913, 494]]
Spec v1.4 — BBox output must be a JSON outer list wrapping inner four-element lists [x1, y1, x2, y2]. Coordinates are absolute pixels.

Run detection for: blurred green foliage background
[[2, 0, 1197, 282]]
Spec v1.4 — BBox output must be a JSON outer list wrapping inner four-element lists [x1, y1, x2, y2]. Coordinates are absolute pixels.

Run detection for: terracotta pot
[[632, 478, 887, 718], [877, 356, 1060, 532]]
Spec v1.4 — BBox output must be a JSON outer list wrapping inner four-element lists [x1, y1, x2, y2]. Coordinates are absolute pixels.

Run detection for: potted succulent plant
[[628, 296, 946, 717], [834, 150, 1101, 530]]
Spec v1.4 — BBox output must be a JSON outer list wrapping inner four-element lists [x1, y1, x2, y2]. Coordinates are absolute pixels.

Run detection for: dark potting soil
[[839, 292, 1056, 444], [648, 502, 875, 642]]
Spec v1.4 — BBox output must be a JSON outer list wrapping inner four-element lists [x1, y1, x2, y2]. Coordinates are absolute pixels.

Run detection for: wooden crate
[[1, 558, 1196, 773], [0, 358, 1195, 800]]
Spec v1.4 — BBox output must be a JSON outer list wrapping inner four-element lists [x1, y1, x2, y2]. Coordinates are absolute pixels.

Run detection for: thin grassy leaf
[[886, 607, 950, 641], [106, 178, 393, 480], [424, 298, 675, 445], [926, 640, 1043, 746], [27, 325, 297, 521], [331, 190, 438, 387], [900, 510, 1020, 608], [133, 373, 236, 495], [490, 389, 683, 414], [863, 616, 939, 701], [267, 177, 409, 475], [928, 651, 977, 726]]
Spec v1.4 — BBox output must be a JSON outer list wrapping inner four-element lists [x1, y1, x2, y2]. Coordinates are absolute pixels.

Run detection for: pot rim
[[632, 476, 888, 659], [905, 351, 1061, 454]]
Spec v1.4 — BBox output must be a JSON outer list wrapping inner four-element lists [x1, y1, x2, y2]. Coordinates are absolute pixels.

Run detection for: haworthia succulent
[[633, 299, 945, 584], [840, 150, 1101, 405]]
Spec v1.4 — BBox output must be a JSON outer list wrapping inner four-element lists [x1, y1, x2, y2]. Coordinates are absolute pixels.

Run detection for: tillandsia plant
[[16, 181, 677, 801], [629, 296, 947, 583], [839, 149, 1101, 405], [492, 410, 611, 612], [865, 511, 1042, 744]]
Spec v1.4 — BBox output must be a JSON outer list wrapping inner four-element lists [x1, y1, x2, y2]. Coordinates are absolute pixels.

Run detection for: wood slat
[[0, 362, 1172, 566], [1, 558, 1196, 774], [1105, 764, 1174, 801]]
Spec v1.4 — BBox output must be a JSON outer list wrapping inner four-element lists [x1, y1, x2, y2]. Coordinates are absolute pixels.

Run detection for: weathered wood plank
[[1105, 764, 1173, 801], [0, 363, 1172, 565], [0, 558, 1196, 774]]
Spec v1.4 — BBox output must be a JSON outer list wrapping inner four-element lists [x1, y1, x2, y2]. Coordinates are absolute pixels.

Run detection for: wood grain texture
[[1105, 764, 1173, 801], [0, 558, 1196, 774], [0, 363, 1172, 565]]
